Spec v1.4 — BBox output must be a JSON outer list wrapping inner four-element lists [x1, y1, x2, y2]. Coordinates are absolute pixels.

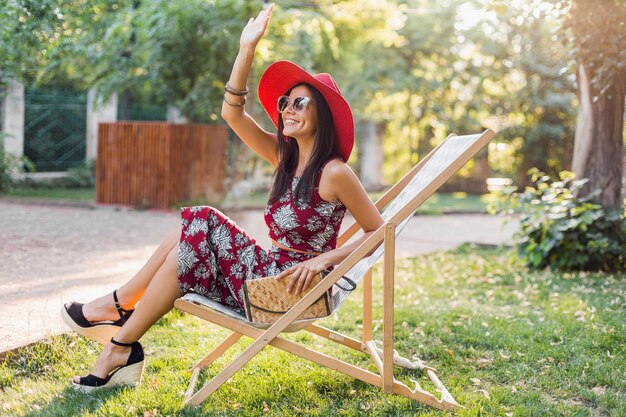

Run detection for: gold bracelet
[[225, 82, 248, 96], [223, 93, 246, 107]]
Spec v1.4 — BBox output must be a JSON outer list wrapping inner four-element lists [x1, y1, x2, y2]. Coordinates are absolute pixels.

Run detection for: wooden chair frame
[[175, 130, 496, 412]]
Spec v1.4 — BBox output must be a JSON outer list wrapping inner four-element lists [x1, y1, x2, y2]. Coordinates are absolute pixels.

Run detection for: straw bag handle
[[329, 274, 357, 291]]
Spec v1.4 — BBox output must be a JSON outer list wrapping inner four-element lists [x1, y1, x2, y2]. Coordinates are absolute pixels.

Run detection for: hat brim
[[258, 61, 354, 162]]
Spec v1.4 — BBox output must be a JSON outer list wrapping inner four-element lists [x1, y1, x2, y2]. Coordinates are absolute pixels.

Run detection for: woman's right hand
[[240, 3, 274, 49]]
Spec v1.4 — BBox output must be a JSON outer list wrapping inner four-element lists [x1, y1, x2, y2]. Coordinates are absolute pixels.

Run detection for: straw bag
[[242, 271, 356, 324]]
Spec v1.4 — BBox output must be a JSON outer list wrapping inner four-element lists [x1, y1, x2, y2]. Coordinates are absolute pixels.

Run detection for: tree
[[328, 0, 488, 183], [0, 0, 58, 84], [314, 0, 404, 189], [485, 1, 577, 186], [553, 0, 625, 208]]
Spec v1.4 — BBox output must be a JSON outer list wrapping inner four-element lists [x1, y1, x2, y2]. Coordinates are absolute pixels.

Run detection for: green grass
[[2, 245, 625, 416], [226, 191, 494, 214], [2, 187, 95, 201], [2, 186, 491, 216], [411, 191, 493, 214]]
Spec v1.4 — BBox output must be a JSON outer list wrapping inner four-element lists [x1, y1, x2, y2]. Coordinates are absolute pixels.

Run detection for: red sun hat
[[258, 61, 354, 162]]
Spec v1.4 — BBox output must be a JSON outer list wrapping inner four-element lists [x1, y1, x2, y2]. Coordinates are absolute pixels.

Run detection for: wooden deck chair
[[174, 129, 496, 412]]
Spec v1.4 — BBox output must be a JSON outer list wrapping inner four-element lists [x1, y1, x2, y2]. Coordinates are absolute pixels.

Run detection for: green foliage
[[549, 0, 626, 97], [135, 0, 249, 122], [491, 168, 626, 272], [0, 132, 15, 192], [0, 132, 35, 193], [0, 0, 582, 183], [487, 1, 577, 183], [0, 0, 65, 84], [64, 160, 96, 188]]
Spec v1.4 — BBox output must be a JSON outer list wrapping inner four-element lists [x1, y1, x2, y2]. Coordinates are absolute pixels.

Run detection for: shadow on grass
[[24, 386, 119, 417]]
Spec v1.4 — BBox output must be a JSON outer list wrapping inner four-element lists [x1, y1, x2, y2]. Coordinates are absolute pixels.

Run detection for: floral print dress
[[177, 162, 347, 313]]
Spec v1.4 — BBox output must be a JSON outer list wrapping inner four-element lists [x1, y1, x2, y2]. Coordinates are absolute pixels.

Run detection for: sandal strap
[[78, 373, 109, 386], [113, 290, 131, 321], [110, 337, 134, 347], [110, 338, 144, 363]]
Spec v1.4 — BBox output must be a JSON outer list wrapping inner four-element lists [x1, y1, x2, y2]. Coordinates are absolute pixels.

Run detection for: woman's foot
[[61, 290, 134, 344], [68, 291, 133, 322], [72, 339, 144, 391]]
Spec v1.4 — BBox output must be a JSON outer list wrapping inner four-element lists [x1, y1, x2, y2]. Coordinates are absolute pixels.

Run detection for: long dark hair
[[268, 83, 341, 205]]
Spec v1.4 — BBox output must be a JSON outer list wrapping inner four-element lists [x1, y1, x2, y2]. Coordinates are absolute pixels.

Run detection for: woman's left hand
[[275, 255, 332, 295], [239, 3, 274, 49]]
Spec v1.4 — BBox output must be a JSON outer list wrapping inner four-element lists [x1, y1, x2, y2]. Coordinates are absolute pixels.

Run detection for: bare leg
[[70, 225, 181, 322], [74, 243, 181, 381]]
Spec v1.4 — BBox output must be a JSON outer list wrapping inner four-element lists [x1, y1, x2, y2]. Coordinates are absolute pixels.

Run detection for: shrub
[[61, 160, 96, 188], [0, 132, 26, 193], [0, 133, 11, 192], [12, 160, 95, 189], [490, 168, 626, 272]]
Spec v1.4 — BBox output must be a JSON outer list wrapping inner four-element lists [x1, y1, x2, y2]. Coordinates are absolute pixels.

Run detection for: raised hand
[[240, 3, 274, 49]]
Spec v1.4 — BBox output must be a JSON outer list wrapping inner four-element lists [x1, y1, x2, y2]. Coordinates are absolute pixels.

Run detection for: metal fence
[[23, 87, 167, 172], [24, 88, 87, 172], [117, 103, 166, 122]]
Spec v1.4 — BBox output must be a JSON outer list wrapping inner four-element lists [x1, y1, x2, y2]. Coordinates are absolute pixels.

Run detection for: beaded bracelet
[[224, 82, 248, 96], [223, 93, 246, 107]]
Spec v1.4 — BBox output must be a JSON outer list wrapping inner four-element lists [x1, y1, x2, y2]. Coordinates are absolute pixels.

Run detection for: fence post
[[86, 87, 117, 161], [1, 79, 25, 157]]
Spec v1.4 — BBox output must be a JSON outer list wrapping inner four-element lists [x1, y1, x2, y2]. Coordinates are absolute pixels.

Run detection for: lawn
[[2, 187, 95, 201], [2, 187, 491, 215], [1, 245, 624, 416], [224, 191, 494, 214]]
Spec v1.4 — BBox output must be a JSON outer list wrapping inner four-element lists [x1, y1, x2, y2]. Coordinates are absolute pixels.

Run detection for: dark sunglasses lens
[[278, 96, 289, 112], [294, 97, 310, 112]]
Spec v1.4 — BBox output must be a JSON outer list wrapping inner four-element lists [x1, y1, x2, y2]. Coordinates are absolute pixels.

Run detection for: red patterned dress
[[177, 162, 347, 313]]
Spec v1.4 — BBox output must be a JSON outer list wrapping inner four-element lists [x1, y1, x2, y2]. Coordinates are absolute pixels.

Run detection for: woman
[[62, 3, 383, 391]]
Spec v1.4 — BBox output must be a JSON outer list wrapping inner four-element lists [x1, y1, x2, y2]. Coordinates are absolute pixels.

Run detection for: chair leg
[[185, 232, 387, 406], [192, 332, 242, 371], [363, 268, 373, 342], [367, 341, 437, 372], [177, 299, 459, 411], [184, 332, 242, 405], [425, 368, 458, 407], [382, 223, 396, 393], [304, 324, 363, 351], [184, 368, 202, 404]]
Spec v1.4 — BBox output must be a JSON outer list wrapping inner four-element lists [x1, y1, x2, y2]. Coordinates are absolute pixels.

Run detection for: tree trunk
[[418, 124, 434, 161], [518, 138, 551, 188], [0, 82, 4, 133], [118, 89, 131, 121], [359, 119, 385, 191], [117, 0, 141, 122], [572, 63, 625, 208]]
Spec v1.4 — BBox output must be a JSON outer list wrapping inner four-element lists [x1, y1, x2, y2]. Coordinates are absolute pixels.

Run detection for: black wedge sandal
[[61, 290, 134, 345], [72, 338, 144, 392]]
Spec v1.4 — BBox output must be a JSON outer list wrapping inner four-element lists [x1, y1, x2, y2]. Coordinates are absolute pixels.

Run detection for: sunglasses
[[277, 95, 312, 114]]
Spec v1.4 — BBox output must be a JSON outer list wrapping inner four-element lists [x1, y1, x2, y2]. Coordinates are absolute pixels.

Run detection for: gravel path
[[0, 200, 517, 352]]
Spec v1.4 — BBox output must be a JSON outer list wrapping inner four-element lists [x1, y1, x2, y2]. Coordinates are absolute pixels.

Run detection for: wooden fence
[[96, 122, 227, 209]]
